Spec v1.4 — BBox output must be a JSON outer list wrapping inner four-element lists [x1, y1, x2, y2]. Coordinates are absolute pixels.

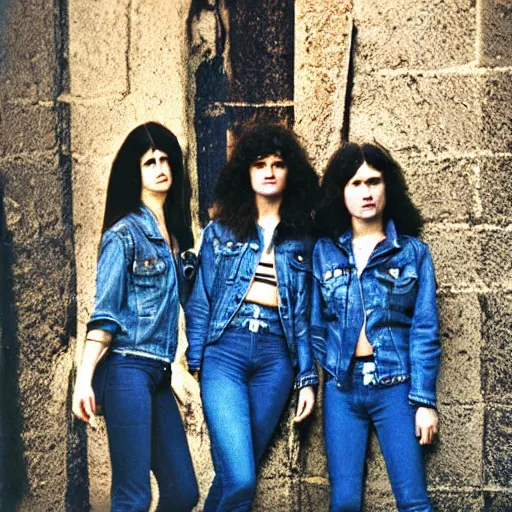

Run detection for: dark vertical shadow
[[194, 55, 228, 226], [341, 25, 357, 143], [0, 178, 27, 512], [62, 97, 89, 511], [0, 0, 10, 67], [52, 0, 89, 508], [187, 1, 229, 226], [187, 0, 295, 226]]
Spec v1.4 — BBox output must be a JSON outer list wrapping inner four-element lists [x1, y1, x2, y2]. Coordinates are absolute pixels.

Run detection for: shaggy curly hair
[[212, 124, 319, 242], [315, 142, 424, 239]]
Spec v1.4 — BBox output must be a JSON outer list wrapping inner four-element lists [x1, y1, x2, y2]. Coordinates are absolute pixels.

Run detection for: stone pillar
[[0, 0, 85, 510], [477, 2, 512, 509], [294, 0, 353, 170], [347, 0, 512, 509], [293, 2, 353, 509]]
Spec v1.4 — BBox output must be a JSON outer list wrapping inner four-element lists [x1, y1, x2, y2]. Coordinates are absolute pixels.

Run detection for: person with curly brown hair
[[186, 124, 319, 511]]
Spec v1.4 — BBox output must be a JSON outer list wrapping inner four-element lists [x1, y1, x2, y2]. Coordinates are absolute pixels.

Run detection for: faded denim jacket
[[185, 220, 319, 389], [87, 205, 191, 363], [311, 220, 440, 407]]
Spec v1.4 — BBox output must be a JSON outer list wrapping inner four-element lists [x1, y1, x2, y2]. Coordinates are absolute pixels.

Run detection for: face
[[343, 162, 386, 223], [249, 154, 288, 199], [140, 148, 172, 195]]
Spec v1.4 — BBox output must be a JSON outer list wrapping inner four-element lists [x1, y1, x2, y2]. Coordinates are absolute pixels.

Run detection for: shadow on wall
[[0, 178, 27, 512], [0, 0, 10, 66]]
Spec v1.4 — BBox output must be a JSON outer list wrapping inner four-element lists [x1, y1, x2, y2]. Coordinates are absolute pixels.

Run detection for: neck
[[141, 192, 167, 224], [351, 217, 385, 239], [255, 195, 282, 224]]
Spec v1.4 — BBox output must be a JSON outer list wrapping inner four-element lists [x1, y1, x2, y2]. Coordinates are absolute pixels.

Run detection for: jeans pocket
[[92, 355, 111, 415]]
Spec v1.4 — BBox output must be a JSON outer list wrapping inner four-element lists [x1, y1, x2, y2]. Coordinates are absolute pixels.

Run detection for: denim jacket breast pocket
[[132, 256, 167, 317], [375, 265, 418, 313], [214, 241, 245, 284], [320, 269, 351, 320]]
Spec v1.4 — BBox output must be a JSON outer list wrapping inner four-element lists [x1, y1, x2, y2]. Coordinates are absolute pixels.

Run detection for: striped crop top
[[253, 260, 277, 287]]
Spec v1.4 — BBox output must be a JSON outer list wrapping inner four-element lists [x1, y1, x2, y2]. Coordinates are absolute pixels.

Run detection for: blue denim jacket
[[311, 221, 440, 407], [87, 205, 183, 363], [185, 221, 319, 389]]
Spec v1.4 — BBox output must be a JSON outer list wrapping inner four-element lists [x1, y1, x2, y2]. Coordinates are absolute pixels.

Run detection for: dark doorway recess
[[190, 0, 295, 226]]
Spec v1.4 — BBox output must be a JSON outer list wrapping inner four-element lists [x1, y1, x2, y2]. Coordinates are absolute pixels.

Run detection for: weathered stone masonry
[[0, 0, 511, 510]]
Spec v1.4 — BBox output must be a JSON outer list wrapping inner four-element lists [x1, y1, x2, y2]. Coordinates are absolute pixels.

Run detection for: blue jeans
[[104, 353, 198, 512], [201, 303, 295, 512], [324, 361, 431, 512]]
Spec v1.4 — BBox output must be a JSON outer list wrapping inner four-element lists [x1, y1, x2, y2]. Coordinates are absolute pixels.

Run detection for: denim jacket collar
[[138, 204, 165, 242], [336, 219, 401, 264]]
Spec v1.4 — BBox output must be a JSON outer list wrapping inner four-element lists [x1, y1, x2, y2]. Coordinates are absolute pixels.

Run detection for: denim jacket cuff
[[295, 372, 319, 390], [87, 313, 124, 335], [186, 353, 203, 372], [408, 391, 437, 409]]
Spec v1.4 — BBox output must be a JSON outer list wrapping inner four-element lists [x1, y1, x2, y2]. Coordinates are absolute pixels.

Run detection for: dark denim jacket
[[88, 205, 189, 363], [311, 220, 440, 407], [185, 221, 319, 389]]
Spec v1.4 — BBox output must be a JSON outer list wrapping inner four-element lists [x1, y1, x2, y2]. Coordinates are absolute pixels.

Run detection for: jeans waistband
[[352, 360, 377, 386], [229, 302, 283, 335], [110, 350, 172, 368]]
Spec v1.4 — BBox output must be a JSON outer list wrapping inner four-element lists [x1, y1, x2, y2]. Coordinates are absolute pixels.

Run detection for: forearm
[[76, 333, 111, 383]]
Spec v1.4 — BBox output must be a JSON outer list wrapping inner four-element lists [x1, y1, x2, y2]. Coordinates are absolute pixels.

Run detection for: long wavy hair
[[102, 122, 193, 250], [315, 142, 424, 239], [212, 124, 319, 242]]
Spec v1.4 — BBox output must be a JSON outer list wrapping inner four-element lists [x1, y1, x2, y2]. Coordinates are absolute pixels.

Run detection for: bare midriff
[[354, 323, 374, 357], [352, 236, 385, 358], [244, 250, 279, 308]]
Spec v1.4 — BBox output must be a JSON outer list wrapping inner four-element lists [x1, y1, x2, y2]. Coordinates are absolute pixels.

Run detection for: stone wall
[[0, 0, 511, 510], [347, 0, 512, 509], [0, 0, 85, 510]]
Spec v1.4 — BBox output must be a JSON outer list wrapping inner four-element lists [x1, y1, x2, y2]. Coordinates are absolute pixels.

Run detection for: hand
[[294, 386, 315, 423], [415, 407, 438, 445], [72, 377, 97, 424]]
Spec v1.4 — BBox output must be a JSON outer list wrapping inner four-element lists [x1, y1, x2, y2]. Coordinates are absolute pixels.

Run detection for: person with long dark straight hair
[[186, 124, 319, 511], [72, 122, 198, 511], [312, 143, 440, 511]]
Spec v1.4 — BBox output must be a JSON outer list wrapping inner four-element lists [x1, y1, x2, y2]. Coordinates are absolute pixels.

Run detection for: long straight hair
[[102, 122, 193, 250]]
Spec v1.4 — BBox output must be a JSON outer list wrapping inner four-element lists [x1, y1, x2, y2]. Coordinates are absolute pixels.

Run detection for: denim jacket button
[[297, 254, 304, 262], [226, 241, 234, 247], [249, 242, 259, 251]]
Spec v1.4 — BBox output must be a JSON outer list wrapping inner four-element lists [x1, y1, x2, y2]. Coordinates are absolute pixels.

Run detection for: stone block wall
[[0, 0, 511, 510], [0, 0, 86, 510], [347, 0, 512, 509]]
